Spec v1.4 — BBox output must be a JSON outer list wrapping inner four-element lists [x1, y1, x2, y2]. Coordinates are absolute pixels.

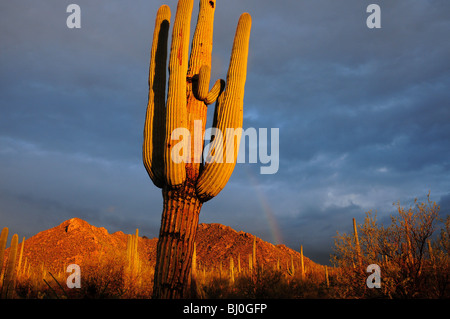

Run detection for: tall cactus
[[144, 0, 251, 298]]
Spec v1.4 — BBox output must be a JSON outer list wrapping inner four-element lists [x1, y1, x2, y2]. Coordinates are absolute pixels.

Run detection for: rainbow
[[244, 166, 283, 245]]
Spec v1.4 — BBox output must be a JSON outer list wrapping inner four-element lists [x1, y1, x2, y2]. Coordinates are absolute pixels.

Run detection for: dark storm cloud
[[1, 0, 449, 264]]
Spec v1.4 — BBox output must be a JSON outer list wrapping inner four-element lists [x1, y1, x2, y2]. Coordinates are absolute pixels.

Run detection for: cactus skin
[[144, 0, 251, 299]]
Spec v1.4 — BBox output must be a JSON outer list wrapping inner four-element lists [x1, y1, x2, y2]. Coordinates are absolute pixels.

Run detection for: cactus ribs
[[143, 0, 252, 298]]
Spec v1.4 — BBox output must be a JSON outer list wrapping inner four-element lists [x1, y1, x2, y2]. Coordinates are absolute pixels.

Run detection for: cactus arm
[[195, 65, 225, 105], [164, 0, 194, 187], [187, 0, 215, 76], [205, 78, 225, 105], [196, 65, 211, 101], [184, 0, 216, 179], [196, 13, 252, 202], [143, 5, 171, 188]]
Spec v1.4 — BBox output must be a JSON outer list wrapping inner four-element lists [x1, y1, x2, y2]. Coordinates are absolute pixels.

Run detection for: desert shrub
[[201, 276, 232, 298], [9, 247, 155, 299], [332, 194, 449, 298], [232, 267, 291, 298], [197, 265, 332, 299]]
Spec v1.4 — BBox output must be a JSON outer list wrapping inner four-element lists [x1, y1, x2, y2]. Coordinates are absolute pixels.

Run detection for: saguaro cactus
[[143, 0, 251, 298], [126, 229, 139, 277], [0, 227, 9, 276], [300, 245, 305, 279], [353, 218, 362, 267], [1, 233, 18, 298]]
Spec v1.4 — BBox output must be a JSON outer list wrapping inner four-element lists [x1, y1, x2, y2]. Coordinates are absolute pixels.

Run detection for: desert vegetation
[[0, 227, 330, 299], [0, 228, 154, 299], [1, 194, 448, 299], [331, 194, 449, 298]]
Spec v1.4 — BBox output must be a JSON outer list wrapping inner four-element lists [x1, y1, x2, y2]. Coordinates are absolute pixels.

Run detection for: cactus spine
[[144, 0, 251, 299]]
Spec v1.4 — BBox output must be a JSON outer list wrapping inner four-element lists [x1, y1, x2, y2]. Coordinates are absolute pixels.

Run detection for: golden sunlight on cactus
[[143, 5, 170, 188], [1, 234, 18, 298], [196, 12, 252, 202], [143, 0, 251, 298]]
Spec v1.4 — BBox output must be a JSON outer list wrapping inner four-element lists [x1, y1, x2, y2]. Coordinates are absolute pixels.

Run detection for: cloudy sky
[[1, 0, 449, 265]]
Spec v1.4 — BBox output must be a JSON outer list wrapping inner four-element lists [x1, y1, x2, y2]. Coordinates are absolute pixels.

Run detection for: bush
[[332, 193, 449, 298]]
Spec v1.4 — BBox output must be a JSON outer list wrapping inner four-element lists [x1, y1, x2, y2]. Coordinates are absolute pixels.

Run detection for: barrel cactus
[[143, 0, 251, 298]]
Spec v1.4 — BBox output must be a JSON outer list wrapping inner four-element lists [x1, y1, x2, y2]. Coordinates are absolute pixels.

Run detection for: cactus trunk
[[152, 184, 202, 298]]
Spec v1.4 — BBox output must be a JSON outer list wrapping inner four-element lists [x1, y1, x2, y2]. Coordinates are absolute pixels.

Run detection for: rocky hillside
[[7, 218, 321, 274]]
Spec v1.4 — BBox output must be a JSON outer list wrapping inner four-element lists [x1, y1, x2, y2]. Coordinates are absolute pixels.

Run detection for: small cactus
[[237, 253, 241, 273], [252, 235, 257, 270], [229, 256, 235, 284], [1, 233, 19, 298], [0, 227, 9, 278], [17, 237, 25, 277], [287, 254, 295, 277], [353, 218, 362, 266], [191, 242, 197, 280], [126, 229, 140, 277], [300, 245, 305, 279]]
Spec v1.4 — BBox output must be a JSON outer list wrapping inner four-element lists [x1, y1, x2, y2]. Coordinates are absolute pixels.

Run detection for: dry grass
[[2, 194, 448, 299]]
